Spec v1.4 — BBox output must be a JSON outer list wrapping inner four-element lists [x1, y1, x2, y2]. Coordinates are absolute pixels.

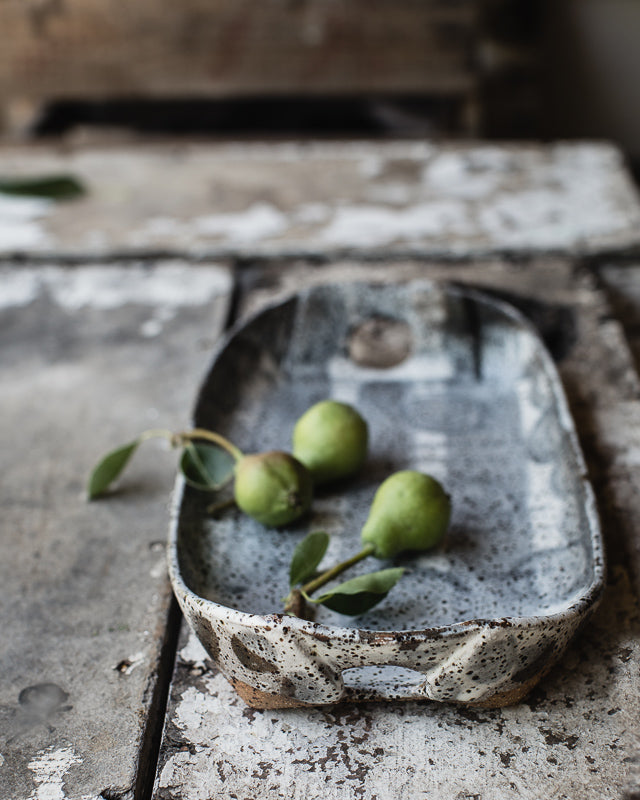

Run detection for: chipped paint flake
[[2, 142, 640, 257], [157, 639, 629, 800], [0, 263, 231, 313], [0, 194, 51, 250], [318, 201, 472, 247], [179, 634, 210, 668], [27, 746, 82, 800], [423, 150, 504, 198], [193, 202, 287, 242]]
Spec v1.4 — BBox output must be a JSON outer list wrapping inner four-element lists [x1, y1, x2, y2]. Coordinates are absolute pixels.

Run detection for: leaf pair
[[87, 437, 235, 500], [288, 531, 403, 617]]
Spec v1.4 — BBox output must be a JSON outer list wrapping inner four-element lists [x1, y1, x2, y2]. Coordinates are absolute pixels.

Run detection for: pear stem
[[206, 497, 237, 516], [138, 428, 175, 443], [173, 428, 244, 462], [301, 542, 376, 598]]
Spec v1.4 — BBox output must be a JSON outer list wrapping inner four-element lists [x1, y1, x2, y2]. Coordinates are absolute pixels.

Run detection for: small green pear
[[292, 400, 368, 485], [361, 470, 451, 559], [233, 450, 313, 528]]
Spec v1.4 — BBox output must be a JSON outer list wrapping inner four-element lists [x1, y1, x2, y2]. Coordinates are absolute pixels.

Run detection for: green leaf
[[310, 567, 404, 616], [180, 441, 235, 491], [87, 440, 140, 499], [0, 174, 85, 200], [289, 530, 330, 588]]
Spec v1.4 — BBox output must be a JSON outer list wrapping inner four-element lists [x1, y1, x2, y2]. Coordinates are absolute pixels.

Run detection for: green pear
[[292, 400, 368, 485], [361, 470, 451, 559], [234, 451, 313, 528]]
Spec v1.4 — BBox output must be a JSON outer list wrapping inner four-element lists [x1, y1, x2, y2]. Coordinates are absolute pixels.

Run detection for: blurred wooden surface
[[0, 0, 480, 134], [1, 140, 639, 259]]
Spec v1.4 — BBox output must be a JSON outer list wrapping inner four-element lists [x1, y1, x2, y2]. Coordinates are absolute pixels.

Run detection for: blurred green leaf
[[87, 440, 140, 500], [0, 174, 85, 200], [180, 441, 235, 491], [289, 530, 330, 588], [310, 567, 404, 616]]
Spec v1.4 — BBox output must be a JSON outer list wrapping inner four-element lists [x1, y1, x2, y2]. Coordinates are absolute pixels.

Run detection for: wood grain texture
[[0, 0, 477, 100], [0, 262, 232, 800], [1, 141, 639, 259]]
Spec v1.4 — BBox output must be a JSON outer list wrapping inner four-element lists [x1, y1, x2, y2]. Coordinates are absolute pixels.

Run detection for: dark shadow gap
[[133, 593, 183, 800], [32, 95, 466, 139]]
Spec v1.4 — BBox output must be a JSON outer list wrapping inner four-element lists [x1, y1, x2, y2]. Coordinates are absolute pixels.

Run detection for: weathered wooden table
[[1, 140, 639, 800]]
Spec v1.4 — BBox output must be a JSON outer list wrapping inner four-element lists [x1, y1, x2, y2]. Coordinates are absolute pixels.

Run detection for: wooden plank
[[1, 141, 639, 260], [0, 0, 477, 101], [599, 262, 640, 372], [0, 262, 232, 800], [153, 258, 640, 799]]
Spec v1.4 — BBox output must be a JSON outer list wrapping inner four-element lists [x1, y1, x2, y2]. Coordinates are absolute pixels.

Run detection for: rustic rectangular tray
[[168, 280, 604, 709]]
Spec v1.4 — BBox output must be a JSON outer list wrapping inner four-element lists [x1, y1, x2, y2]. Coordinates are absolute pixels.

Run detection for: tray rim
[[167, 278, 606, 643]]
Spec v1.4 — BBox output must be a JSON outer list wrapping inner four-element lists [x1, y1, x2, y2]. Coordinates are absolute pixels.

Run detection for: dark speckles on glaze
[[168, 281, 605, 708]]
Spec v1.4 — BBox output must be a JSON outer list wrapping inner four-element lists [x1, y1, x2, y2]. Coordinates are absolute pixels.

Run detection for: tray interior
[[176, 281, 600, 632]]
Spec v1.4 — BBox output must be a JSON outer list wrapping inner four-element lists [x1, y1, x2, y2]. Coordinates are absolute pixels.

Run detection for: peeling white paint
[[2, 142, 639, 256], [193, 202, 287, 243], [318, 201, 473, 247], [27, 746, 81, 800], [0, 263, 231, 312], [0, 194, 51, 250], [140, 306, 177, 338], [179, 634, 210, 668], [157, 630, 630, 799], [423, 150, 504, 198]]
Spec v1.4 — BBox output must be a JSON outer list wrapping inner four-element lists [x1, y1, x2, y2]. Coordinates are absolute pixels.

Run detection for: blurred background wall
[[542, 0, 640, 165], [1, 0, 638, 171]]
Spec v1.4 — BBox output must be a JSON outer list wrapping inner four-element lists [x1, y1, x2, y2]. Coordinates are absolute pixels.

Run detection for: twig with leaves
[[87, 411, 451, 620]]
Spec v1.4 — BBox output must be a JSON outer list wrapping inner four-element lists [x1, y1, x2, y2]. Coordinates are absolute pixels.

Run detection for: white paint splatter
[[179, 634, 210, 668], [193, 202, 287, 243], [423, 150, 503, 198], [0, 263, 231, 312], [27, 746, 81, 800], [293, 203, 331, 225], [0, 194, 51, 250], [156, 623, 628, 800], [318, 201, 472, 247], [0, 268, 41, 308], [140, 305, 177, 338]]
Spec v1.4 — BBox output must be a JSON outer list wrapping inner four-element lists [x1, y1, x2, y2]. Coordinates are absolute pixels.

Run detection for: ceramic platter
[[168, 280, 605, 709]]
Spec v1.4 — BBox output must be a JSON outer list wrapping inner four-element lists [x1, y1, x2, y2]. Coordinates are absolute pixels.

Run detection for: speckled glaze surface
[[168, 280, 605, 708]]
